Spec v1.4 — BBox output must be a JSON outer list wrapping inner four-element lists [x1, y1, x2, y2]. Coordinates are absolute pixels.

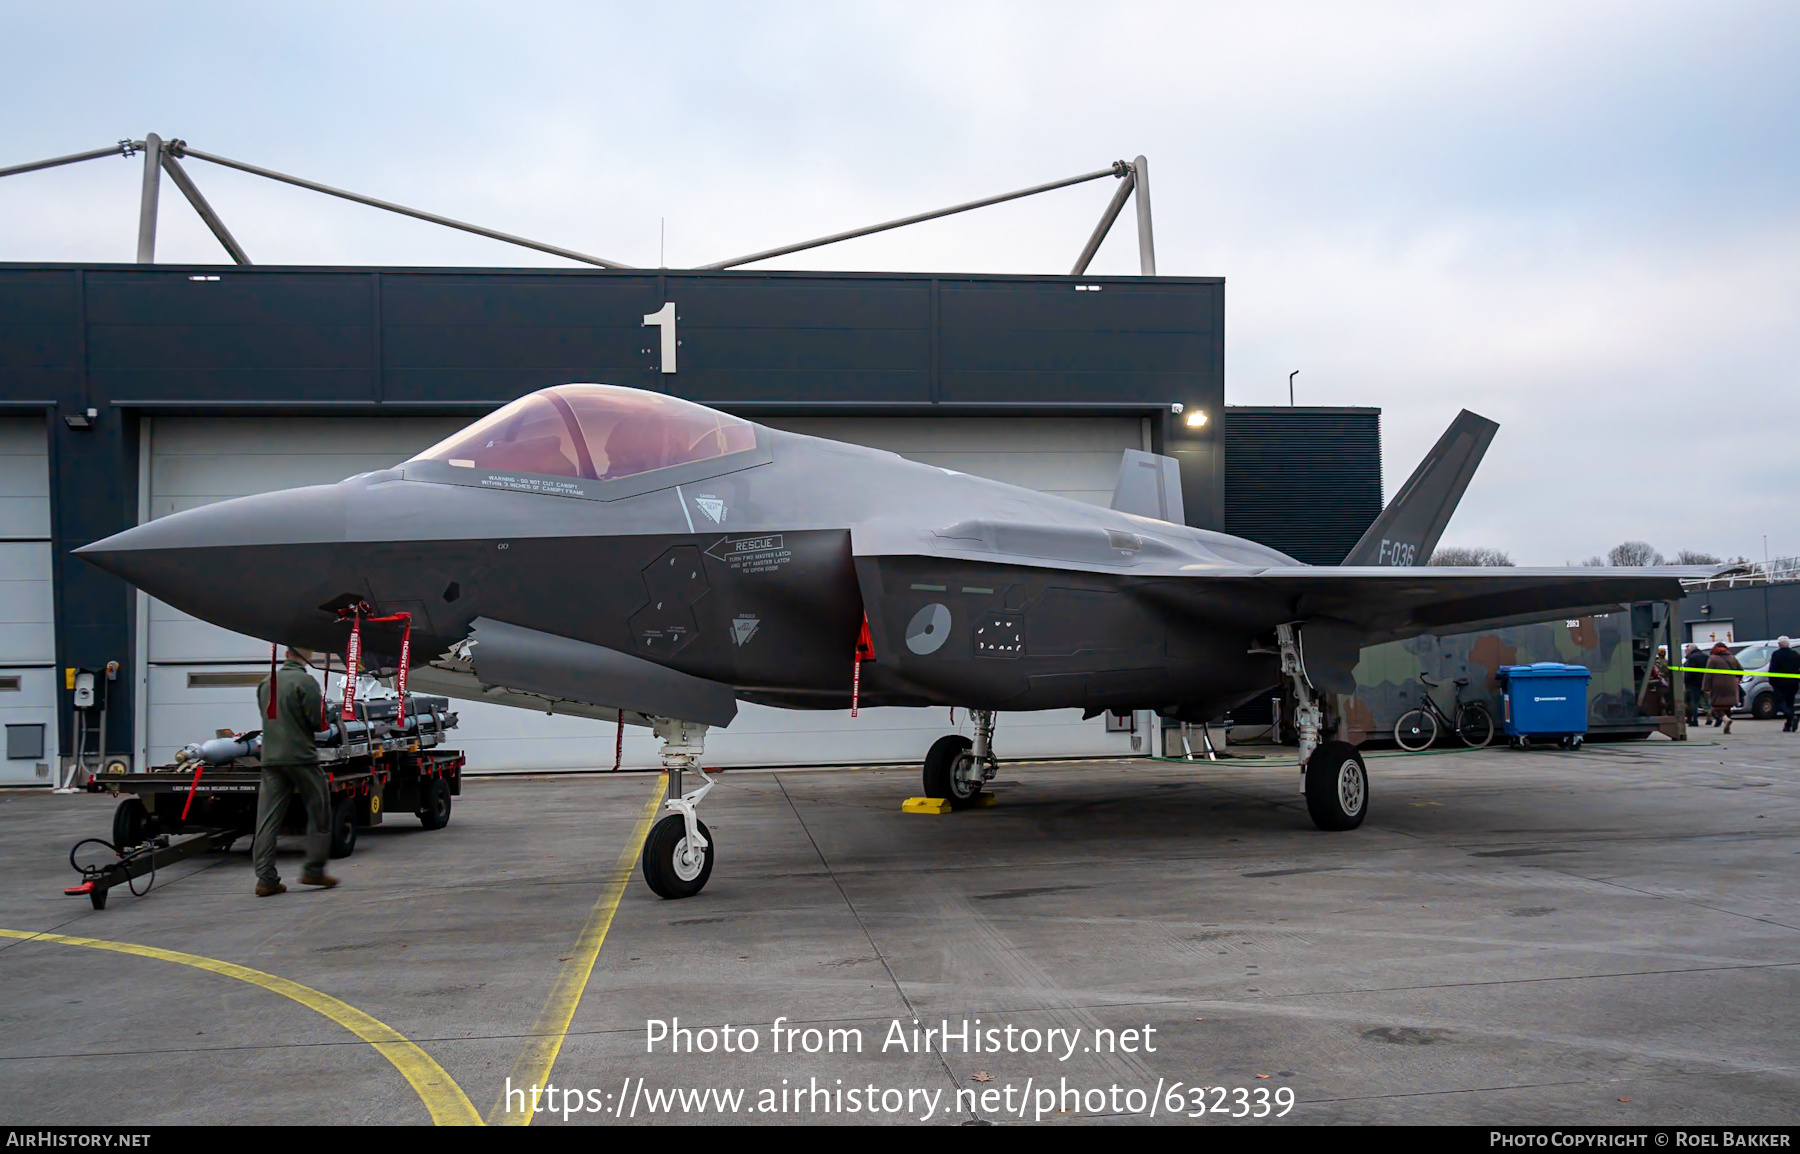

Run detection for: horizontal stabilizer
[[1109, 450, 1185, 524], [1344, 410, 1499, 566]]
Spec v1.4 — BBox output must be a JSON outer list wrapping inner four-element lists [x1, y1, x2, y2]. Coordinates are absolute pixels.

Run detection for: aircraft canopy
[[410, 384, 756, 481]]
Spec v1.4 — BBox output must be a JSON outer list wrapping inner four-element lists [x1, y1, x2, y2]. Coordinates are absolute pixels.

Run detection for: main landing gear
[[923, 709, 996, 810], [641, 717, 715, 899], [1276, 623, 1368, 831]]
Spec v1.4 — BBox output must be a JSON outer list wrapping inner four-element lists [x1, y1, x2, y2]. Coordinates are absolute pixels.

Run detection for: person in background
[[1770, 636, 1800, 734], [1638, 647, 1671, 718], [1701, 642, 1744, 735], [253, 646, 339, 897], [1682, 644, 1707, 726]]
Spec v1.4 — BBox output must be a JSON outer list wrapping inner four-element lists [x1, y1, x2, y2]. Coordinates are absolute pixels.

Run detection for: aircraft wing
[[1222, 565, 1699, 645]]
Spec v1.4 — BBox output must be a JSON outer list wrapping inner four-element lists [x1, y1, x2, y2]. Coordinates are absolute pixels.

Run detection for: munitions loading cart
[[67, 693, 463, 910]]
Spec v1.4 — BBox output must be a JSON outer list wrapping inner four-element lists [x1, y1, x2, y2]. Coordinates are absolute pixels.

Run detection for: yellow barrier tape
[[0, 927, 481, 1125], [488, 773, 667, 1125], [1670, 666, 1799, 679]]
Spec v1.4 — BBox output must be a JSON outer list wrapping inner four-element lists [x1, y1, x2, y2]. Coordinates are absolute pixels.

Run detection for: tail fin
[[1109, 449, 1185, 524], [1342, 409, 1499, 566]]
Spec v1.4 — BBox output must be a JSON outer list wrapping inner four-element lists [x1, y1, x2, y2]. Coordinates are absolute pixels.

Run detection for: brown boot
[[1723, 718, 1732, 734], [255, 881, 286, 897], [299, 872, 340, 889]]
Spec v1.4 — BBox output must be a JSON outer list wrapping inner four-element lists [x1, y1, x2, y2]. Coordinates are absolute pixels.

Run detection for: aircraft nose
[[78, 485, 353, 646]]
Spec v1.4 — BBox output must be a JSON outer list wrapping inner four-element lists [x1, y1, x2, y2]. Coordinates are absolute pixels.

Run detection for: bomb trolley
[[67, 693, 463, 910]]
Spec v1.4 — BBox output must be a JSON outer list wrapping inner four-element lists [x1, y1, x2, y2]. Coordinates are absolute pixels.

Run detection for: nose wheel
[[641, 716, 717, 899], [642, 813, 714, 899]]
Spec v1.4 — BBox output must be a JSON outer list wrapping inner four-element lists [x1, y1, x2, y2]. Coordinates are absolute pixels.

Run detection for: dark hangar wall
[[1223, 407, 1383, 564], [0, 263, 1227, 758]]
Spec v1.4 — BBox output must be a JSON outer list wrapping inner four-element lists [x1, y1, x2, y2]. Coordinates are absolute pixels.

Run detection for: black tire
[[1454, 703, 1496, 748], [112, 797, 151, 850], [1394, 709, 1438, 752], [1750, 693, 1776, 721], [328, 795, 357, 859], [1304, 740, 1368, 831], [418, 778, 452, 830], [642, 813, 713, 899], [922, 734, 984, 810]]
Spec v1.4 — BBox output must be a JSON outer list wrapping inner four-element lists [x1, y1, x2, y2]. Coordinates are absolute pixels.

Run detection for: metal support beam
[[159, 149, 250, 265], [0, 141, 136, 181], [1070, 167, 1135, 275], [699, 162, 1129, 271], [135, 134, 163, 264], [174, 143, 631, 269], [1132, 154, 1156, 276]]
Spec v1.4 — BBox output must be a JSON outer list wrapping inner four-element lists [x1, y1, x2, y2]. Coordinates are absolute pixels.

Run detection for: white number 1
[[643, 301, 677, 374]]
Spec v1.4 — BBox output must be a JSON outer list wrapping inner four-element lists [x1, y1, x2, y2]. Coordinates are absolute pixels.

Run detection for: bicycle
[[1394, 673, 1495, 751]]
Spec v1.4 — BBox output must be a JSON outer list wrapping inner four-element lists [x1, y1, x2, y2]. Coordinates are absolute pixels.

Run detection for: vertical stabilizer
[[1109, 450, 1185, 524], [1343, 410, 1498, 566]]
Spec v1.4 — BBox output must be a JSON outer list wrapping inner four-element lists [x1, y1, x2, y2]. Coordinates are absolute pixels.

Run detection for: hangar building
[[0, 263, 1383, 779]]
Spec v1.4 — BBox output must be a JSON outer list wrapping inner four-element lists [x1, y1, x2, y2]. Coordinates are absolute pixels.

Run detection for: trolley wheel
[[418, 778, 452, 831], [1558, 734, 1585, 750], [922, 734, 983, 809], [1455, 703, 1496, 748], [112, 797, 151, 850], [642, 813, 713, 899], [1394, 708, 1438, 752], [1304, 740, 1369, 831], [328, 795, 357, 859]]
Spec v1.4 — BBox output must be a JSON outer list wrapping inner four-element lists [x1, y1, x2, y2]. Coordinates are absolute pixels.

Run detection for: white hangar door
[[142, 413, 1152, 773], [139, 417, 465, 767], [0, 417, 57, 785]]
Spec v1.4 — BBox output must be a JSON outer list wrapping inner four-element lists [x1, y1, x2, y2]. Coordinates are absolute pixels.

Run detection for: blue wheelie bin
[[1498, 662, 1591, 749]]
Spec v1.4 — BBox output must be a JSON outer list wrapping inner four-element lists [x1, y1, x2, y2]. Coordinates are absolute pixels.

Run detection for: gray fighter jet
[[80, 385, 1699, 898]]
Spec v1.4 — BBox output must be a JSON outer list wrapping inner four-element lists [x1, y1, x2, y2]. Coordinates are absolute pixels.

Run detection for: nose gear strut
[[642, 717, 715, 898]]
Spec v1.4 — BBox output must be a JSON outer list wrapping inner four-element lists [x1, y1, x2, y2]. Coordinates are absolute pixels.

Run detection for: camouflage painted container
[[1338, 611, 1649, 744]]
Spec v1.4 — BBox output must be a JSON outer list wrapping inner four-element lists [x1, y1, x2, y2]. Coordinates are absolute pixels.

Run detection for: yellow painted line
[[0, 927, 481, 1126], [489, 773, 667, 1126]]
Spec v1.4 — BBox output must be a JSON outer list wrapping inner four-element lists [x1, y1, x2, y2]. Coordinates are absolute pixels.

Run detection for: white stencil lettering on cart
[[706, 534, 791, 574]]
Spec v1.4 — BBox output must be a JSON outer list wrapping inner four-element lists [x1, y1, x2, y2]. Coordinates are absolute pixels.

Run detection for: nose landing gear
[[641, 717, 716, 899]]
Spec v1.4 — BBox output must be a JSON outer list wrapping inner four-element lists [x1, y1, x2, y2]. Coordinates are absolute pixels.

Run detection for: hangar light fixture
[[1185, 410, 1208, 428]]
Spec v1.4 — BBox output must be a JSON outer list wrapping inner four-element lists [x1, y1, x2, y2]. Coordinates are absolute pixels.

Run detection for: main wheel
[[1305, 740, 1368, 831], [328, 795, 357, 859], [922, 734, 984, 810], [112, 797, 151, 850], [1454, 703, 1496, 748], [642, 813, 713, 899], [1394, 708, 1438, 752], [417, 778, 452, 830]]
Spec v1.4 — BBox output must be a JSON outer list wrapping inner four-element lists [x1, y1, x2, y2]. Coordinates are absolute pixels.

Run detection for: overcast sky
[[3, 2, 1794, 564]]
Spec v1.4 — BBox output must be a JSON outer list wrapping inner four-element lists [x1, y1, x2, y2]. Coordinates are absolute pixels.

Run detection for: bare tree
[[1674, 549, 1721, 565], [1430, 545, 1515, 566], [1581, 556, 1605, 567], [1607, 540, 1665, 567]]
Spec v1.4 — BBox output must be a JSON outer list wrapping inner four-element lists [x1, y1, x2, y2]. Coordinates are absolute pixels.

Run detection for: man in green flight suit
[[253, 646, 339, 897]]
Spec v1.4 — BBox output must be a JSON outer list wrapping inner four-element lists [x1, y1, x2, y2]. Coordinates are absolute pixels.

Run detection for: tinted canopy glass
[[410, 385, 757, 481]]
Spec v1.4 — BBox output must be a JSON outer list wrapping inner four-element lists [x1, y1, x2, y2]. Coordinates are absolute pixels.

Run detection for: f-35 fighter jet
[[80, 385, 1702, 897]]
